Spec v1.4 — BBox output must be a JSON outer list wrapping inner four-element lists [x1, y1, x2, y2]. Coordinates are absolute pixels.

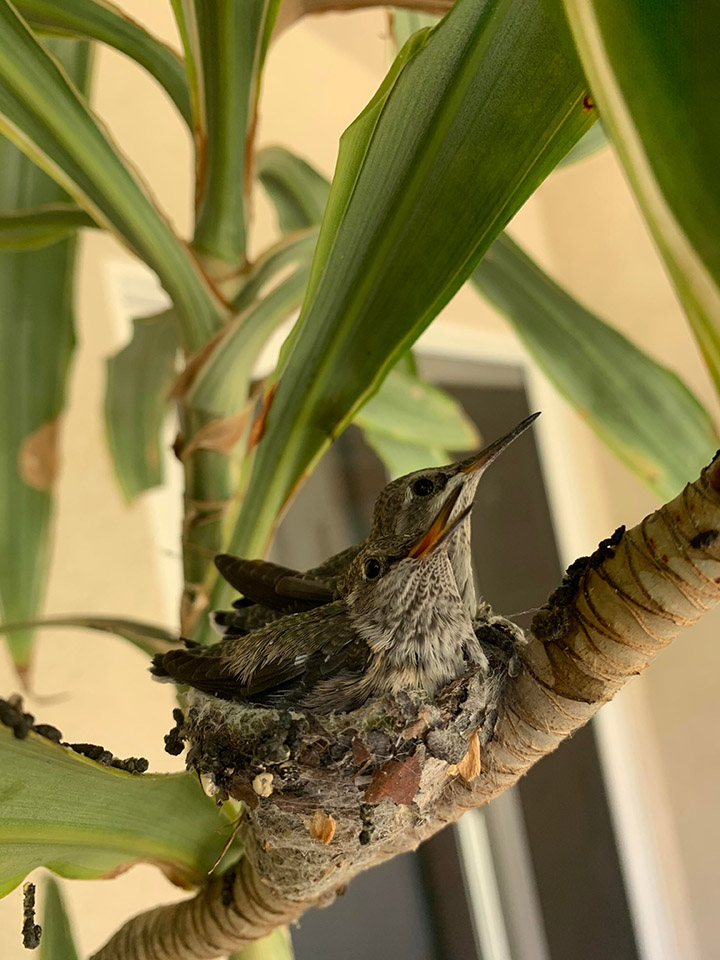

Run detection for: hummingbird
[[151, 492, 487, 713], [212, 412, 540, 636]]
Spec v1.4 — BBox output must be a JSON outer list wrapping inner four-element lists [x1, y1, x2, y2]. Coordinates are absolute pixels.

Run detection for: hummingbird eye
[[412, 477, 434, 498], [363, 558, 382, 580]]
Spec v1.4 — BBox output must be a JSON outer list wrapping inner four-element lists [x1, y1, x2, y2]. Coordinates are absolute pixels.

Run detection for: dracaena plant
[[0, 1, 718, 958]]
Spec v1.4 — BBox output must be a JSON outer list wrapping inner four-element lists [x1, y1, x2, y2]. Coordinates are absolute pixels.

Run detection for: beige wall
[[1, 4, 718, 958]]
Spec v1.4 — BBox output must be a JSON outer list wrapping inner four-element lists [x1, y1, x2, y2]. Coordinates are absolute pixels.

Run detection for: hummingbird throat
[[350, 554, 484, 697]]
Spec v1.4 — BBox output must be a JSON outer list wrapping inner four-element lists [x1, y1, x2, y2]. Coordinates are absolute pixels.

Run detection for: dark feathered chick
[[211, 413, 539, 637], [152, 494, 486, 713]]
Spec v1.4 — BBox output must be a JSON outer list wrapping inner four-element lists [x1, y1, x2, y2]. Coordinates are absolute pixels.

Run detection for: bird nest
[[169, 646, 513, 902]]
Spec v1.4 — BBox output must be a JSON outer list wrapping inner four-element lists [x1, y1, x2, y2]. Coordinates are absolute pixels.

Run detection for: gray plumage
[[212, 413, 539, 637], [152, 504, 487, 713]]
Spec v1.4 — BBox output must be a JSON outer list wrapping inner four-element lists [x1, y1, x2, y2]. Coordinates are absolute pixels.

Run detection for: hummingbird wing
[[215, 555, 335, 611], [152, 602, 369, 706], [211, 543, 364, 636]]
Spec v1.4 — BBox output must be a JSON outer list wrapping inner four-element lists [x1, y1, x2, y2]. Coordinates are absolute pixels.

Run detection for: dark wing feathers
[[274, 573, 335, 605], [150, 647, 244, 699], [152, 601, 365, 706], [214, 555, 334, 612]]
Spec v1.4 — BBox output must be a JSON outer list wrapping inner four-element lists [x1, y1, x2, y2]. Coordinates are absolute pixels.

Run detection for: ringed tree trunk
[[90, 454, 720, 960]]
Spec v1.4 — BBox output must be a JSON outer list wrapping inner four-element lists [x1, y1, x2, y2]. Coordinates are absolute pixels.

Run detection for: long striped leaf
[[355, 366, 479, 476], [169, 0, 204, 148], [472, 233, 718, 499], [192, 0, 282, 265], [0, 202, 95, 249], [185, 265, 311, 420], [253, 146, 479, 470], [255, 145, 330, 233], [0, 614, 178, 657], [0, 38, 89, 677], [557, 118, 607, 166], [216, 0, 594, 581], [105, 310, 178, 501], [39, 878, 79, 960], [390, 7, 608, 170], [0, 0, 225, 350], [233, 228, 317, 312], [562, 0, 720, 392], [15, 0, 192, 126], [0, 725, 234, 897]]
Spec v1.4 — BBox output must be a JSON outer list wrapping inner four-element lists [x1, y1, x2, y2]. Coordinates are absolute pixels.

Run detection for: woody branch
[[89, 455, 720, 960]]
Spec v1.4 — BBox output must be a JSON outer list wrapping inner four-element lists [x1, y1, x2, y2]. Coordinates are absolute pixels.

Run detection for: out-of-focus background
[[0, 5, 718, 959]]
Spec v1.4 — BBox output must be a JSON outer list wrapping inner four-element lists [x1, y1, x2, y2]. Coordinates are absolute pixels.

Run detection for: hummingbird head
[[368, 412, 540, 610], [347, 488, 469, 604], [345, 494, 482, 693]]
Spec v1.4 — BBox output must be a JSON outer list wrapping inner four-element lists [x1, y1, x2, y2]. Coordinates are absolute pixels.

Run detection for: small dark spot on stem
[[0, 697, 34, 739], [164, 708, 187, 756], [33, 723, 62, 743], [220, 867, 237, 908], [22, 883, 41, 949], [690, 529, 718, 550], [582, 94, 595, 111]]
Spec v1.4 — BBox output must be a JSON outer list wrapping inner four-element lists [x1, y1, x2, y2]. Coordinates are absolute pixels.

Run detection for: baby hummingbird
[[152, 491, 486, 713], [213, 412, 539, 635]]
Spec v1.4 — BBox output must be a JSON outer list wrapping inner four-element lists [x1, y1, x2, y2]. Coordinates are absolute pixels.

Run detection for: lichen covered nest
[[168, 639, 515, 901]]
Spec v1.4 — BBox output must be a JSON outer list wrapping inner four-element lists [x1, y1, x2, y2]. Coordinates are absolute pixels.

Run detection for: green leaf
[[217, 0, 595, 573], [0, 202, 95, 249], [0, 0, 225, 351], [0, 615, 178, 657], [0, 725, 234, 897], [472, 233, 718, 499], [186, 264, 311, 420], [39, 878, 79, 960], [229, 927, 295, 960], [180, 257, 311, 639], [15, 0, 192, 127], [361, 432, 448, 480], [0, 38, 90, 677], [355, 367, 479, 450], [255, 146, 330, 233], [249, 142, 480, 531], [105, 310, 178, 501], [389, 8, 439, 48], [233, 228, 317, 313], [192, 0, 282, 265], [561, 0, 720, 392], [169, 0, 204, 140], [357, 365, 478, 479], [392, 8, 607, 175], [557, 119, 607, 166]]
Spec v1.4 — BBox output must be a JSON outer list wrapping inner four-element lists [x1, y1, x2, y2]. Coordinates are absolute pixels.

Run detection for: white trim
[[456, 810, 514, 960]]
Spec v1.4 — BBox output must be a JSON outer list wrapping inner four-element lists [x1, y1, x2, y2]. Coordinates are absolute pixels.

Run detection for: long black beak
[[455, 411, 540, 477]]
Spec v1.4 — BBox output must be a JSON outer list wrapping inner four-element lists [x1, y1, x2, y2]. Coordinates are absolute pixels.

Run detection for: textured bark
[[90, 457, 720, 960]]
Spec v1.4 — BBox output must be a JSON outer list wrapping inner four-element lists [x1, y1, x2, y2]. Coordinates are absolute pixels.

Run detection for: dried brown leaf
[[306, 809, 336, 845], [364, 756, 421, 805], [181, 412, 250, 459], [247, 383, 277, 452], [448, 731, 481, 781]]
